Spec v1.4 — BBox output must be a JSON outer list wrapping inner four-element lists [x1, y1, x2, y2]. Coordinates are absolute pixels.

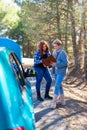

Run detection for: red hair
[[37, 40, 49, 55]]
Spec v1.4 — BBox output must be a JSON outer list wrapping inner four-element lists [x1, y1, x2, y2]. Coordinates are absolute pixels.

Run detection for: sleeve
[[34, 50, 42, 64], [52, 50, 57, 59], [56, 50, 68, 68], [47, 51, 51, 57]]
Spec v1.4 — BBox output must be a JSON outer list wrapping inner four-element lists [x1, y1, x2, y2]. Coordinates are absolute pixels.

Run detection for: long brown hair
[[37, 40, 49, 55]]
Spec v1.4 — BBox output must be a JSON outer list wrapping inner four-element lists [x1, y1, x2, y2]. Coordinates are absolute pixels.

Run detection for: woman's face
[[43, 44, 47, 51], [53, 44, 61, 51]]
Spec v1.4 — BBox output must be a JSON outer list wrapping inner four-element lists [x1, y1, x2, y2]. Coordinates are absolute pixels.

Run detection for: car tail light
[[11, 126, 25, 130]]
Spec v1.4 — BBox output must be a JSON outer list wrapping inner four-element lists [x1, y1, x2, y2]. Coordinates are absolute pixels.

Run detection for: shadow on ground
[[34, 98, 87, 130]]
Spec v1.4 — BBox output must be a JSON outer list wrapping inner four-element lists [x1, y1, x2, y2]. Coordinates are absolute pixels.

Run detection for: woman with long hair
[[34, 40, 52, 101]]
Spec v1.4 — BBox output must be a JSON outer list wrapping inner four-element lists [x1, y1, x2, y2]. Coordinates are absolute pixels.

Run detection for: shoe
[[37, 97, 44, 101], [45, 90, 53, 100], [45, 95, 53, 100], [56, 101, 66, 108], [61, 100, 66, 106], [56, 102, 63, 108], [50, 95, 58, 109], [59, 94, 65, 106], [37, 91, 44, 101], [50, 101, 56, 109]]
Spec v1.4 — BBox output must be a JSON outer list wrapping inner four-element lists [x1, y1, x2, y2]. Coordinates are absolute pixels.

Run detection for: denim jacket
[[53, 47, 68, 76]]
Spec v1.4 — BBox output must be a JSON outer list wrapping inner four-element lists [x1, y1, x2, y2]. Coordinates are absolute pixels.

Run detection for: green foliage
[[0, 1, 7, 31], [19, 0, 42, 43], [6, 21, 26, 45], [0, 0, 87, 62], [0, 0, 20, 36], [3, 3, 20, 29]]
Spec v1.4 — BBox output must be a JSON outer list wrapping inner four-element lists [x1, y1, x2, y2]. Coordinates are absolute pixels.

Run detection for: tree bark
[[56, 1, 61, 40], [65, 0, 69, 53], [82, 0, 87, 81], [69, 0, 80, 69]]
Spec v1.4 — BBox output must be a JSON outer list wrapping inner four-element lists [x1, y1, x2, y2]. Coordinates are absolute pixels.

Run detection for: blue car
[[0, 47, 35, 130]]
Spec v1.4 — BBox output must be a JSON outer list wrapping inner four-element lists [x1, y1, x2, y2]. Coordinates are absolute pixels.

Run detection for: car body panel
[[0, 37, 21, 62], [0, 47, 35, 130]]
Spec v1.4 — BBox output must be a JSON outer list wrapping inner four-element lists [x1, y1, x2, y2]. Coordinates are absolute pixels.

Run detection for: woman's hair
[[37, 40, 49, 55], [52, 39, 62, 46]]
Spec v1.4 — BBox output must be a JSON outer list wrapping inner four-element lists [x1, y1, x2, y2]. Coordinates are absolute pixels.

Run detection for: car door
[[8, 52, 35, 130]]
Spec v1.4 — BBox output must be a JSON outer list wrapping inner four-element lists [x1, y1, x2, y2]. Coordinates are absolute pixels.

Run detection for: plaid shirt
[[34, 49, 51, 65]]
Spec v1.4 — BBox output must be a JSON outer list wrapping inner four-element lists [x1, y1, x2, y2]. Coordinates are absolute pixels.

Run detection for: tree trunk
[[82, 0, 87, 81], [76, 30, 83, 68], [69, 0, 80, 69], [65, 0, 69, 53], [56, 1, 61, 40]]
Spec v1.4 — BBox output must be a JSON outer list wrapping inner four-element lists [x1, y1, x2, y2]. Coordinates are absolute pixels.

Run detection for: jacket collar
[[56, 47, 63, 53]]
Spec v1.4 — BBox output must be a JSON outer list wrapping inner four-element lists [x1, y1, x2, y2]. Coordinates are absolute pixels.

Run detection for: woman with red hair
[[34, 40, 52, 101]]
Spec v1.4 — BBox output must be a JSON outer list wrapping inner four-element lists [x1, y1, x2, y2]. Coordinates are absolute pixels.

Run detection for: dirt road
[[29, 77, 87, 130]]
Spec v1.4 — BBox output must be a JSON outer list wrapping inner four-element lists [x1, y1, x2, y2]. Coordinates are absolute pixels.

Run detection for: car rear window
[[9, 53, 25, 91]]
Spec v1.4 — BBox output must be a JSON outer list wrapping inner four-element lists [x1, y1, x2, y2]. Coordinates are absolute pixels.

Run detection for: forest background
[[0, 0, 87, 82]]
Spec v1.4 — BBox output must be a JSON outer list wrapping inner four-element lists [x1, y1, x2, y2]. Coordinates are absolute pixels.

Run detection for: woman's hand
[[50, 62, 56, 67], [43, 64, 47, 67]]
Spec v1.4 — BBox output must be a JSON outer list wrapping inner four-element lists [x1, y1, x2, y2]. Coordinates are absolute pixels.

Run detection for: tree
[[6, 21, 26, 45], [82, 0, 87, 81], [0, 0, 20, 37], [0, 0, 7, 35], [68, 0, 83, 69]]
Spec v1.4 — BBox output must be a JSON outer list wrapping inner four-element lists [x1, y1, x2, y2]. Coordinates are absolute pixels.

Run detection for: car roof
[[0, 37, 21, 62]]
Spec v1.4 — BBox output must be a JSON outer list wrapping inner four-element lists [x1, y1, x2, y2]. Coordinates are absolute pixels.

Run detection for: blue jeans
[[54, 74, 64, 95], [34, 67, 52, 93]]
